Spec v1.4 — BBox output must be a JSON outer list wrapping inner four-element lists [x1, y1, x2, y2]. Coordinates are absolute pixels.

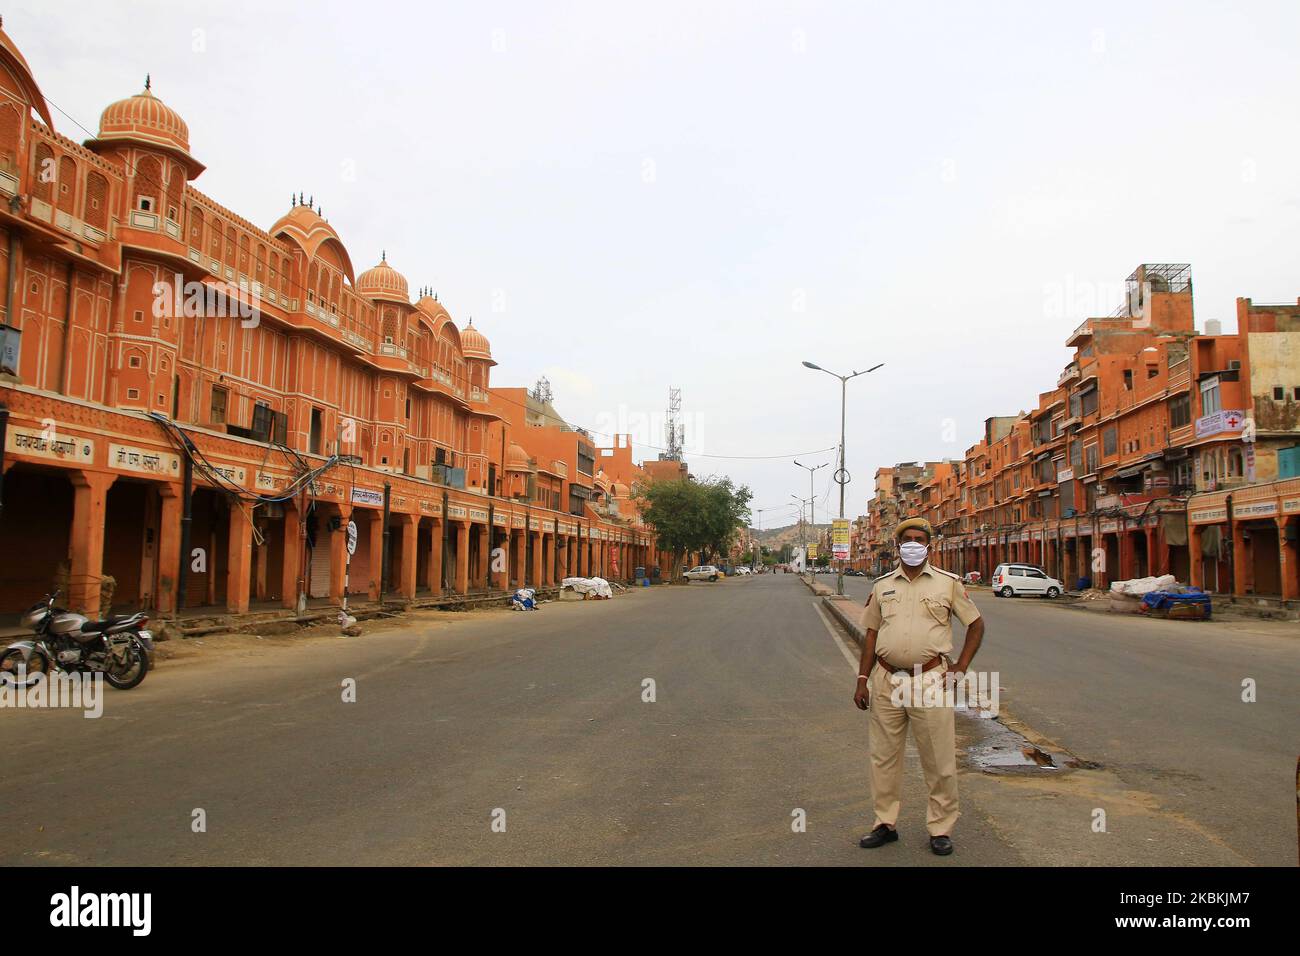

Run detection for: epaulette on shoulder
[[933, 566, 960, 581]]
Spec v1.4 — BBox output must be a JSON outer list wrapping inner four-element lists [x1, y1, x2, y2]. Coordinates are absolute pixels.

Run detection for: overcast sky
[[17, 1, 1300, 528]]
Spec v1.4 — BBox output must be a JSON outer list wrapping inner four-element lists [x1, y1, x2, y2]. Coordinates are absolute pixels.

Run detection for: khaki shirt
[[859, 562, 981, 668]]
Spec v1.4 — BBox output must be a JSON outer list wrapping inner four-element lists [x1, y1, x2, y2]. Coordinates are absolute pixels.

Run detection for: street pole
[[379, 482, 391, 603], [0, 404, 8, 520], [791, 496, 804, 571], [338, 422, 353, 614], [793, 461, 826, 577], [802, 360, 883, 595]]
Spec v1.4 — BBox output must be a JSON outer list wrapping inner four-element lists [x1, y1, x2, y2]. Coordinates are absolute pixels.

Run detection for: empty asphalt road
[[1, 574, 1292, 865]]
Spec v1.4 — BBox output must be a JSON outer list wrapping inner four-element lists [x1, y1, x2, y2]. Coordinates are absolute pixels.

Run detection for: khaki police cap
[[893, 517, 933, 541]]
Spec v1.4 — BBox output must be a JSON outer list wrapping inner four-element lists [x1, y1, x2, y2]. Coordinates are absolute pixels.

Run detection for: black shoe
[[929, 835, 954, 856], [859, 824, 899, 849]]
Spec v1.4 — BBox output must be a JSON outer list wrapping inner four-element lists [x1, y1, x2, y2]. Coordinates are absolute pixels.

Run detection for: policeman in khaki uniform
[[853, 517, 984, 856]]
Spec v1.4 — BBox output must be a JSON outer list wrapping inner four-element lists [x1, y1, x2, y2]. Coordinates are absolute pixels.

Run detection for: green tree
[[699, 476, 752, 565], [638, 475, 752, 582]]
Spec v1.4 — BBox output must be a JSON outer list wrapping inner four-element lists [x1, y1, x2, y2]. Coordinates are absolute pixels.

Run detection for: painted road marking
[[814, 601, 860, 672]]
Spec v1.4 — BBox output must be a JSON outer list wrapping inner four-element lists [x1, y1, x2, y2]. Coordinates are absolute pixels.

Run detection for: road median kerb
[[799, 574, 837, 598]]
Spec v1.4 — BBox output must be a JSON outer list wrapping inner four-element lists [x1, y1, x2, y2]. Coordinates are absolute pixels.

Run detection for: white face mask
[[899, 541, 929, 567]]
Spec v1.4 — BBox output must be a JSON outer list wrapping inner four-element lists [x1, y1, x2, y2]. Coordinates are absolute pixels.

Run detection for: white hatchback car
[[991, 563, 1063, 598], [684, 565, 721, 582]]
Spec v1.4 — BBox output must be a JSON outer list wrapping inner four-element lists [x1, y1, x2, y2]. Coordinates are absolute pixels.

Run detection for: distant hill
[[750, 522, 829, 551]]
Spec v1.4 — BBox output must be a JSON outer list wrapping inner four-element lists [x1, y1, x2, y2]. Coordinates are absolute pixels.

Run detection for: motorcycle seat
[[80, 615, 138, 633]]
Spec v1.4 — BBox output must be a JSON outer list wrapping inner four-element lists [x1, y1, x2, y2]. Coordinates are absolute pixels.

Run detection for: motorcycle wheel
[[0, 647, 48, 686], [104, 640, 148, 690]]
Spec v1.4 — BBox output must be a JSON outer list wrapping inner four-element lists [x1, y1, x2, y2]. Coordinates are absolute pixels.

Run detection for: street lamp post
[[752, 507, 764, 570], [802, 360, 883, 596], [792, 458, 825, 576]]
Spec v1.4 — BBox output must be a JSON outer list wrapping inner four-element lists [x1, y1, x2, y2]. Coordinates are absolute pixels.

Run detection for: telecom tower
[[660, 387, 684, 461]]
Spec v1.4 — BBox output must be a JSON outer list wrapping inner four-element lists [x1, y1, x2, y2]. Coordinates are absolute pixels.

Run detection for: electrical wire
[[148, 412, 341, 506]]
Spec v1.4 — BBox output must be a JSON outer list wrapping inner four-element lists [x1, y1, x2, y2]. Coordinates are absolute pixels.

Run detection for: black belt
[[874, 654, 945, 675]]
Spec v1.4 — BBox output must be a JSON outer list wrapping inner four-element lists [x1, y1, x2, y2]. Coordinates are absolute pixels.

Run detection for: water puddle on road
[[958, 706, 1100, 776]]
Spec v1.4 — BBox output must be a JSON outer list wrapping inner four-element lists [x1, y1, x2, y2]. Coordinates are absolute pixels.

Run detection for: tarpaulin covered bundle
[[1110, 574, 1178, 596], [511, 588, 538, 610], [1140, 589, 1212, 619], [560, 577, 613, 599]]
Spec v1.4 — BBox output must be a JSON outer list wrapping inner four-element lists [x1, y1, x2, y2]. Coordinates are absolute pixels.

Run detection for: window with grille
[[252, 402, 273, 442], [1200, 378, 1221, 416], [211, 386, 227, 424], [1169, 394, 1191, 429]]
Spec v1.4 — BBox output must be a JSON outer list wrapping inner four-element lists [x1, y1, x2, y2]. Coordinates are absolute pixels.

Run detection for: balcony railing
[[341, 328, 371, 351], [1065, 320, 1092, 346]]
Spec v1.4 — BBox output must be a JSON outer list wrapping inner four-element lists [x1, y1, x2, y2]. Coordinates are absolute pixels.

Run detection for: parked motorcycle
[[1, 591, 154, 690]]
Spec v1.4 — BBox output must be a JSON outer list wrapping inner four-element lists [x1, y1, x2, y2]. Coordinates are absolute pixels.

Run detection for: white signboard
[[352, 487, 384, 507], [1195, 409, 1245, 439], [8, 427, 94, 464], [207, 462, 247, 486], [109, 443, 180, 477], [346, 520, 358, 555]]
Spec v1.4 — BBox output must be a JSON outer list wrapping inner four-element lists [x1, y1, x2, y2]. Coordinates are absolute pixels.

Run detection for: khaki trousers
[[867, 662, 960, 836]]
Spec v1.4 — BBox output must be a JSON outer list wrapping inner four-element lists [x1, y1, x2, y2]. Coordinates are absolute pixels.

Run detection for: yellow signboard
[[832, 518, 850, 560]]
